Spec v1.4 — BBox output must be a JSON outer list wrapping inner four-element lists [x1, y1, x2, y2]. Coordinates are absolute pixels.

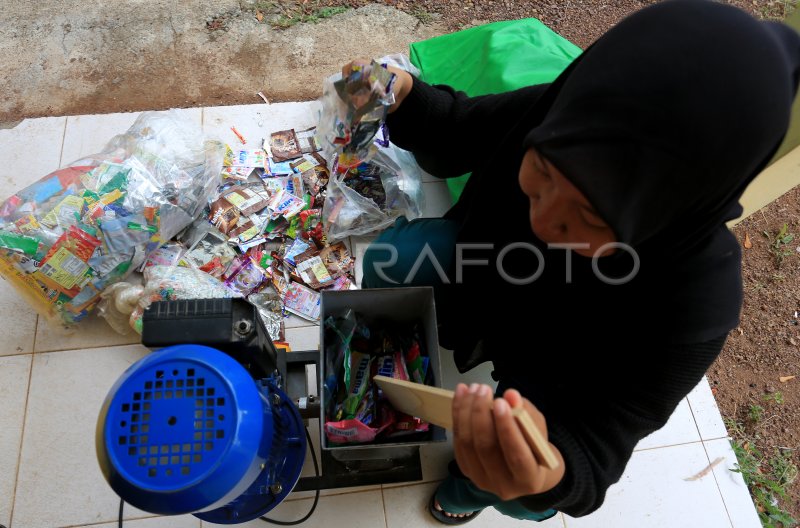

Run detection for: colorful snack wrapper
[[296, 127, 321, 153], [282, 280, 320, 321], [319, 241, 353, 279], [387, 413, 430, 438], [231, 149, 267, 168], [221, 166, 254, 181], [220, 185, 270, 216], [324, 274, 355, 291], [324, 417, 392, 444], [267, 159, 295, 176], [143, 242, 184, 269], [184, 228, 236, 270], [223, 256, 267, 296], [287, 173, 305, 198], [0, 231, 42, 257], [268, 188, 306, 220], [320, 60, 396, 165], [295, 253, 334, 290], [283, 237, 310, 266], [270, 129, 303, 162], [209, 196, 241, 234], [342, 351, 373, 419]]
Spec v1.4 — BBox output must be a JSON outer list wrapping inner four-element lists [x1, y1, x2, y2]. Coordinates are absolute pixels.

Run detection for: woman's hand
[[452, 383, 566, 501], [341, 59, 414, 114]]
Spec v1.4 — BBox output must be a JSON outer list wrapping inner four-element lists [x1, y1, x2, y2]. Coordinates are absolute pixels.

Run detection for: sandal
[[428, 491, 482, 525]]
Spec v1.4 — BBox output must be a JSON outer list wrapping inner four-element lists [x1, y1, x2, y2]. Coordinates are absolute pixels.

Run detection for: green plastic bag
[[409, 19, 582, 204]]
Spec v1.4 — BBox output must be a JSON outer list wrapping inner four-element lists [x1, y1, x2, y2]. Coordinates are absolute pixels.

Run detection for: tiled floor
[[0, 106, 762, 528]]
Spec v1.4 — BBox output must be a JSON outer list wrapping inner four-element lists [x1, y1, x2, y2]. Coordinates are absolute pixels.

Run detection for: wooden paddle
[[373, 375, 560, 470]]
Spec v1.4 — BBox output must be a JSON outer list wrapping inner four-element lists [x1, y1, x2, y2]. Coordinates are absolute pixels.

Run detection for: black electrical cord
[[260, 426, 321, 526], [116, 427, 320, 527]]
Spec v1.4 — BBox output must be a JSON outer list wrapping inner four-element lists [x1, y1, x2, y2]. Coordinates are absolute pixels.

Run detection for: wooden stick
[[373, 375, 560, 470]]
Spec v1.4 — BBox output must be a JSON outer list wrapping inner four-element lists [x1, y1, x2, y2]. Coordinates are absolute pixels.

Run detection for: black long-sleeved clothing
[[386, 78, 731, 517]]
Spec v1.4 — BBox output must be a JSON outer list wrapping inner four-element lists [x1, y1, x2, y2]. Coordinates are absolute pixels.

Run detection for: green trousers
[[437, 475, 558, 521]]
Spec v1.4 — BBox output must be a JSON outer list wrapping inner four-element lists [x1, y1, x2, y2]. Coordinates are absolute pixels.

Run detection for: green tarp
[[409, 19, 582, 204]]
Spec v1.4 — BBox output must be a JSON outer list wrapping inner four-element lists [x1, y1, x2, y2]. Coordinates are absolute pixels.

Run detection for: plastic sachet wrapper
[[128, 265, 244, 334], [0, 111, 224, 325], [318, 60, 396, 168], [181, 223, 237, 275], [322, 144, 424, 241]]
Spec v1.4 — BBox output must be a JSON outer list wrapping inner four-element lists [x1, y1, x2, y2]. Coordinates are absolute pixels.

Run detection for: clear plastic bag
[[0, 111, 224, 325], [322, 143, 424, 241], [377, 53, 421, 77], [317, 54, 424, 241]]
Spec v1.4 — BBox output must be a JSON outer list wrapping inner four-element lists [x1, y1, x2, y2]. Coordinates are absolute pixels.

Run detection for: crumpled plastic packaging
[[322, 144, 423, 241], [318, 59, 396, 167], [0, 111, 224, 325], [248, 289, 285, 343], [317, 55, 424, 241], [97, 280, 145, 335]]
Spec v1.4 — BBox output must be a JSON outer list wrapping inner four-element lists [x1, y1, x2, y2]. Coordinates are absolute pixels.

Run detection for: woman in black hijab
[[359, 0, 800, 523]]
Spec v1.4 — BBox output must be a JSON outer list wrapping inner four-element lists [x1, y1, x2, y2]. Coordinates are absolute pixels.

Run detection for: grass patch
[[726, 419, 798, 528], [763, 223, 795, 268], [252, 1, 349, 29], [408, 6, 434, 25]]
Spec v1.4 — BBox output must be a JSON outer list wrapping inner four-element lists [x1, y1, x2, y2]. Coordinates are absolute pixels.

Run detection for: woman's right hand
[[341, 59, 414, 114]]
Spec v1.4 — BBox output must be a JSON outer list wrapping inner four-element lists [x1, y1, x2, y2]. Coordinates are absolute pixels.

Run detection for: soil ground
[[4, 0, 799, 522], [714, 187, 800, 522]]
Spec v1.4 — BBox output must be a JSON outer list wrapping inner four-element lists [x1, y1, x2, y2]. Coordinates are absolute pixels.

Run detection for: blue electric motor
[[96, 344, 307, 524]]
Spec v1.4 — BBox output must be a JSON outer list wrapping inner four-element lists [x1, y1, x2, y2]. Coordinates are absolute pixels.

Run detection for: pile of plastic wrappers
[[0, 57, 424, 349], [323, 309, 432, 444]]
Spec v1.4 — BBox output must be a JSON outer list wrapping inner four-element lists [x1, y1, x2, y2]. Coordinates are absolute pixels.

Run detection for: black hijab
[[442, 0, 800, 375], [506, 0, 800, 345], [525, 0, 800, 254]]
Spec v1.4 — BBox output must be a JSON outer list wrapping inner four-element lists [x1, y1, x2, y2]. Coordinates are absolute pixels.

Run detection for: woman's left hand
[[452, 383, 566, 501]]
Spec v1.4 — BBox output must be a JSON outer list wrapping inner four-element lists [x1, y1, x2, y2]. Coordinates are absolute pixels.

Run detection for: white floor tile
[[35, 313, 140, 353], [87, 514, 201, 528], [202, 488, 386, 528], [635, 398, 701, 451], [0, 354, 32, 528], [383, 481, 565, 528], [687, 376, 728, 440], [60, 109, 203, 163], [0, 278, 38, 356], [12, 344, 152, 528], [563, 442, 731, 528], [285, 325, 320, 352], [703, 438, 763, 528], [421, 181, 453, 218], [61, 113, 137, 163], [284, 314, 318, 330], [0, 116, 66, 197], [202, 102, 321, 149]]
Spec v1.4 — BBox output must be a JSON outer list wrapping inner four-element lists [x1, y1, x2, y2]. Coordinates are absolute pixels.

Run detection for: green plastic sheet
[[409, 19, 582, 204]]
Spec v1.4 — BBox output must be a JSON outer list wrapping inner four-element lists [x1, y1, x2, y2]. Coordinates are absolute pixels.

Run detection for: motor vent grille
[[110, 363, 233, 485]]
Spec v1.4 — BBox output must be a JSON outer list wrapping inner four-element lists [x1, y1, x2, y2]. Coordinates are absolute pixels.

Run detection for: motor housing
[[96, 344, 306, 524]]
